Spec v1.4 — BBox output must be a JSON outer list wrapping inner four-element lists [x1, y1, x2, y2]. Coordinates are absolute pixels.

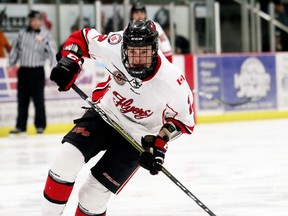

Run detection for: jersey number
[[95, 34, 108, 42]]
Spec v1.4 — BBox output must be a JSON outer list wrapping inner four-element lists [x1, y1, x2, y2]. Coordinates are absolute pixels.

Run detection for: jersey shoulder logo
[[177, 74, 186, 85], [108, 33, 122, 45], [112, 71, 126, 85]]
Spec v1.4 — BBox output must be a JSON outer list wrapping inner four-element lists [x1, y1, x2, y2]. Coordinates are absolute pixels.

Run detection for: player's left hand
[[50, 51, 84, 91], [138, 135, 168, 175]]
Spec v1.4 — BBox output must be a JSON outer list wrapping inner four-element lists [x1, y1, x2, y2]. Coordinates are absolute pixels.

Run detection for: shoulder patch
[[108, 33, 122, 45], [177, 75, 186, 85]]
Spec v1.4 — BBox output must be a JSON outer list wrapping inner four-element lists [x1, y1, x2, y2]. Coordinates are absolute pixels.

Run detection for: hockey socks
[[43, 171, 74, 205]]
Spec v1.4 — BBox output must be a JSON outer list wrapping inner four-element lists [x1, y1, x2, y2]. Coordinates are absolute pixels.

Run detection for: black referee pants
[[16, 67, 46, 131]]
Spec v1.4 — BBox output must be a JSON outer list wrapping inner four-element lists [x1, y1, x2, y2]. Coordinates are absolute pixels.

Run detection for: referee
[[8, 10, 56, 136]]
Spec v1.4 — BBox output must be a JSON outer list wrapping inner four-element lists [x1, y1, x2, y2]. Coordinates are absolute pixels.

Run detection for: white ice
[[0, 119, 287, 216]]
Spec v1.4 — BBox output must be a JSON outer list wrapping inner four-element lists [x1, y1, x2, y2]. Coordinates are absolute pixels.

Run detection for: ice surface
[[0, 119, 287, 216]]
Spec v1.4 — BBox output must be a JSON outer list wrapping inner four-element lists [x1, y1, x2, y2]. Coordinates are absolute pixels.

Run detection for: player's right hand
[[138, 135, 167, 175], [50, 53, 84, 91]]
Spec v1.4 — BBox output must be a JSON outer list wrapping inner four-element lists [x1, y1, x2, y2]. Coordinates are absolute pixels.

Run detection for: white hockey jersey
[[76, 28, 194, 144]]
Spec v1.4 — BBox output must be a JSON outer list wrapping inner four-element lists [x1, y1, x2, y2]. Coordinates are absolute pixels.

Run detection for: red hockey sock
[[75, 204, 106, 216], [43, 173, 74, 204]]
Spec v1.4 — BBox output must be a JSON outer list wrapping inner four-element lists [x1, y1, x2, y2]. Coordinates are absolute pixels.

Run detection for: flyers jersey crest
[[112, 71, 126, 86]]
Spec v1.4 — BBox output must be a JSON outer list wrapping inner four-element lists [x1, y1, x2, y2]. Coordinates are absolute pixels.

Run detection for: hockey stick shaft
[[193, 89, 253, 107], [71, 84, 216, 216]]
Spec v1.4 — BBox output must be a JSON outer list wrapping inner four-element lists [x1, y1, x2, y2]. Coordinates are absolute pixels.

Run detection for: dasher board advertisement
[[197, 54, 277, 112]]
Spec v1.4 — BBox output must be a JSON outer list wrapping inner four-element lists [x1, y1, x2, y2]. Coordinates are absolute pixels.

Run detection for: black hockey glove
[[50, 51, 84, 91], [138, 135, 168, 175]]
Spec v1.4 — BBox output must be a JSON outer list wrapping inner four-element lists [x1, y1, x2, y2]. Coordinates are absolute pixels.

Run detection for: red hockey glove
[[50, 49, 84, 91], [138, 135, 168, 175]]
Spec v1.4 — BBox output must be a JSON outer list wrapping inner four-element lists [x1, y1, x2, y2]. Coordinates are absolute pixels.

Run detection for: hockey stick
[[71, 84, 217, 216], [193, 89, 255, 107]]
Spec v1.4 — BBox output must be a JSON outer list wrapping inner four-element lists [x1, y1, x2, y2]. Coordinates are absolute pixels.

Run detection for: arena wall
[[1, 53, 288, 137]]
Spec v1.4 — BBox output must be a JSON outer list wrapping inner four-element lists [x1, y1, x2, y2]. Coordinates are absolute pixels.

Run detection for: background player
[[130, 0, 173, 62]]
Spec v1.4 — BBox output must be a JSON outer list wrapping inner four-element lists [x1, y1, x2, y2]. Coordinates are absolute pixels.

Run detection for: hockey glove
[[138, 135, 168, 175], [50, 51, 84, 91]]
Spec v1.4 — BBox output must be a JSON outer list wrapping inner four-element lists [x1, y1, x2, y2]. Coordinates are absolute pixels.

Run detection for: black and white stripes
[[9, 27, 56, 68]]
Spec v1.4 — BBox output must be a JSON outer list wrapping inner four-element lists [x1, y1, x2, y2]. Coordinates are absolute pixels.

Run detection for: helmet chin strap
[[128, 67, 148, 80]]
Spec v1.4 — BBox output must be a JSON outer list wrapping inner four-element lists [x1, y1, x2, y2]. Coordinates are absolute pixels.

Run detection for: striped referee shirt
[[8, 27, 56, 68]]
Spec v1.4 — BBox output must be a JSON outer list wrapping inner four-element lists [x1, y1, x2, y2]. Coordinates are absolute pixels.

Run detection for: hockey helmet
[[122, 20, 159, 80], [130, 0, 146, 20]]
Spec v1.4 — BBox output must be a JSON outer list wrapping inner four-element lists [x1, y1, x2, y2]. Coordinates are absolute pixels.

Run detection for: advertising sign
[[0, 58, 106, 129], [196, 54, 277, 112], [196, 56, 222, 110], [222, 55, 277, 111], [276, 53, 288, 109]]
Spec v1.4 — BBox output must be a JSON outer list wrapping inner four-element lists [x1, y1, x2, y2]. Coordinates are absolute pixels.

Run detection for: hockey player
[[42, 20, 195, 215], [130, 0, 173, 62]]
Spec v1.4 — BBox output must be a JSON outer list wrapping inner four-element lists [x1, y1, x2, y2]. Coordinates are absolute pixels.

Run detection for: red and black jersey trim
[[92, 76, 111, 102], [62, 28, 90, 58], [81, 28, 91, 58]]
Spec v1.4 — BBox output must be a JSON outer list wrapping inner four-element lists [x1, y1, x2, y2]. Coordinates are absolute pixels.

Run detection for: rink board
[[1, 53, 288, 136]]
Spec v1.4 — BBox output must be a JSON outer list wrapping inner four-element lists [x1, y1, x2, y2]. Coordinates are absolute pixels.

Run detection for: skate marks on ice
[[0, 119, 287, 216]]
